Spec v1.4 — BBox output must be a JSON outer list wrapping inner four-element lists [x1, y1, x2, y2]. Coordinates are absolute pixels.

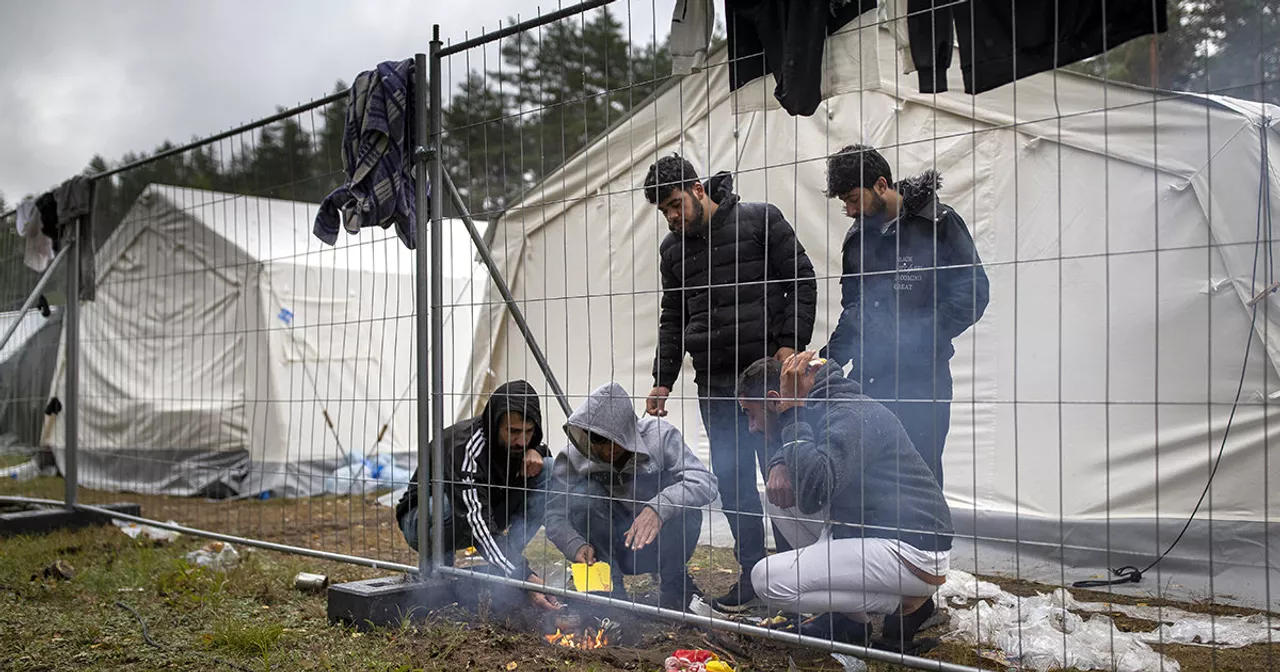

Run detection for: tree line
[[2, 2, 1275, 309]]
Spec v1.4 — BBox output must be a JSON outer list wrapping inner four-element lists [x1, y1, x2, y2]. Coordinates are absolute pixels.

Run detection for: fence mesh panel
[[0, 1, 1277, 670]]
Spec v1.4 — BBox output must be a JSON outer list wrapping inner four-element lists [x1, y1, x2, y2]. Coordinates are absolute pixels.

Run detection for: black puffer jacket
[[395, 381, 548, 577], [822, 171, 988, 384], [653, 172, 818, 391]]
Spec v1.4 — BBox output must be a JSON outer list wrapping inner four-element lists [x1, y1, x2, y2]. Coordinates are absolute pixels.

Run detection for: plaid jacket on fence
[[313, 58, 426, 250]]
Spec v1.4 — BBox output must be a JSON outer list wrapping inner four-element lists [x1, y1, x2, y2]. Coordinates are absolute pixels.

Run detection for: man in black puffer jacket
[[642, 154, 818, 611], [395, 380, 557, 610], [821, 145, 989, 488]]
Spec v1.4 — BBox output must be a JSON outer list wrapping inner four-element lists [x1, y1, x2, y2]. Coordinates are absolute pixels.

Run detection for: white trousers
[[752, 504, 942, 621]]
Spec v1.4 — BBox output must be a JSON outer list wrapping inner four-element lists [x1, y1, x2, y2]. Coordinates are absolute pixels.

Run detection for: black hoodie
[[822, 171, 989, 384], [396, 380, 548, 578], [654, 171, 818, 391]]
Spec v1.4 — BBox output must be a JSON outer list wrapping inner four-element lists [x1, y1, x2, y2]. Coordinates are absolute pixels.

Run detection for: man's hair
[[737, 356, 782, 402], [825, 144, 893, 198], [643, 154, 702, 204]]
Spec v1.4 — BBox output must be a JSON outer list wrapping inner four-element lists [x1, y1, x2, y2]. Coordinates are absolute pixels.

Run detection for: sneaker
[[799, 613, 872, 646], [659, 574, 703, 612], [875, 597, 938, 653], [710, 576, 760, 613]]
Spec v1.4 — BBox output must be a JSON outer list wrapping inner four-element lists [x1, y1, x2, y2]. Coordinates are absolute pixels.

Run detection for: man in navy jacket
[[821, 145, 988, 487]]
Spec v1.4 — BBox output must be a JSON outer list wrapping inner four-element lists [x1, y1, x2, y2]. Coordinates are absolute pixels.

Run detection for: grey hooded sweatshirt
[[544, 382, 719, 559]]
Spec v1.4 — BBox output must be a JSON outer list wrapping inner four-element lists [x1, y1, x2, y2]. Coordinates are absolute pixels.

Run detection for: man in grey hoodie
[[545, 382, 719, 612]]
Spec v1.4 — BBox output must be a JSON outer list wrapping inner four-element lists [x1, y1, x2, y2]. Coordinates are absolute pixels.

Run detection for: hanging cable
[[1075, 118, 1275, 589]]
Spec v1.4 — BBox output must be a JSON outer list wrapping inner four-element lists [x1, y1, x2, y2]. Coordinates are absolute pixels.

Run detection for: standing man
[[737, 352, 953, 653], [822, 145, 989, 487], [395, 380, 557, 610], [642, 154, 818, 611]]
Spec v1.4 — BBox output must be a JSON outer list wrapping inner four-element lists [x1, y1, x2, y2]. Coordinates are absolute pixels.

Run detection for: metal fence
[[2, 1, 1278, 670]]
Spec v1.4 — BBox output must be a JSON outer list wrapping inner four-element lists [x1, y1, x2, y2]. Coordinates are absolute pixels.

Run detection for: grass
[[2, 479, 1278, 671]]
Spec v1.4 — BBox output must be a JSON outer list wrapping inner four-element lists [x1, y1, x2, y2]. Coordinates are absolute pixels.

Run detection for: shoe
[[875, 597, 938, 653], [799, 613, 872, 646], [659, 573, 703, 611], [710, 576, 760, 613]]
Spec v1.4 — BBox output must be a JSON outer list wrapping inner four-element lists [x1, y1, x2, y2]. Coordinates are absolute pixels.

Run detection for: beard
[[859, 191, 890, 227], [670, 197, 707, 236]]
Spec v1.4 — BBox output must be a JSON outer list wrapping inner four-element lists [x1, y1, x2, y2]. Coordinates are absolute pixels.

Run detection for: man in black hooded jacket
[[821, 145, 989, 488], [396, 380, 556, 609], [642, 154, 818, 611]]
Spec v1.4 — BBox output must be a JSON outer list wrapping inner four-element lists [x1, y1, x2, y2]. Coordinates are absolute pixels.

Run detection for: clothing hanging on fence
[[15, 197, 54, 273], [35, 192, 59, 250], [724, 0, 877, 117], [895, 0, 952, 93], [314, 58, 423, 250], [911, 0, 1169, 95], [670, 0, 716, 76], [54, 176, 96, 301]]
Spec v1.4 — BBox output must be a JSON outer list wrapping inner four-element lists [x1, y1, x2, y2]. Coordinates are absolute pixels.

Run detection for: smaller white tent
[[46, 185, 485, 497], [0, 307, 62, 453]]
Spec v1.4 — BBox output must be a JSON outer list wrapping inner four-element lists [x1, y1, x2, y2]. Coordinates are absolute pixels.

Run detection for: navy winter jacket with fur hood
[[822, 171, 988, 383]]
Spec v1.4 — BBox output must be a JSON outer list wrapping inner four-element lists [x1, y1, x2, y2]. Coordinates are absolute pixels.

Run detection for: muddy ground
[[3, 475, 1278, 671]]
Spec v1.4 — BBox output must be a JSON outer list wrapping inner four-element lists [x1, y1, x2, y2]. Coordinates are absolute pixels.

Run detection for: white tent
[[462, 24, 1280, 607], [46, 185, 485, 497]]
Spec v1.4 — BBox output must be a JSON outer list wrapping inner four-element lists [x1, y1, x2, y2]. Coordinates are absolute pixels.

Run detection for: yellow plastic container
[[571, 562, 613, 593]]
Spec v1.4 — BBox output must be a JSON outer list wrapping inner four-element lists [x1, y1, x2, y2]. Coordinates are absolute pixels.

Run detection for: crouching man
[[737, 353, 953, 653], [544, 382, 718, 612], [396, 380, 558, 610]]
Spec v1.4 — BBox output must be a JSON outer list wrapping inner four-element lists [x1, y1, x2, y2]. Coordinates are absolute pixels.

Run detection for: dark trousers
[[397, 459, 550, 565], [699, 389, 792, 576], [568, 476, 702, 590], [864, 369, 953, 488]]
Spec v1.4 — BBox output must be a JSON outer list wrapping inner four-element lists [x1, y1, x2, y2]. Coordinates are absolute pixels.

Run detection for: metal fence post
[[413, 48, 433, 579], [63, 223, 81, 508], [427, 28, 447, 571]]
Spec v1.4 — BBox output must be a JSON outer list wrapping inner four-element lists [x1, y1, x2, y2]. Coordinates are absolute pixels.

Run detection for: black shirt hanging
[[725, 0, 877, 117], [909, 0, 1169, 95]]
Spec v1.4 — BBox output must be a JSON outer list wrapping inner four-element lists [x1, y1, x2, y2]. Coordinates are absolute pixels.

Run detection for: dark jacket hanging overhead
[[724, 0, 878, 117], [908, 0, 1169, 95]]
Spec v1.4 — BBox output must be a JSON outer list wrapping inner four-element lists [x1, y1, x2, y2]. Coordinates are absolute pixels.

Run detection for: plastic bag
[[113, 519, 181, 543], [830, 653, 868, 671], [186, 542, 240, 571], [937, 569, 1002, 605]]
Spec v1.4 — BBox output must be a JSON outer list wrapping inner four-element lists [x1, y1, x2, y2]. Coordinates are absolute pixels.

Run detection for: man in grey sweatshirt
[[544, 382, 719, 612]]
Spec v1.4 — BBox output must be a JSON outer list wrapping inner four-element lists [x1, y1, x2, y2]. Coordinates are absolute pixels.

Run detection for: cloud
[[0, 0, 669, 202]]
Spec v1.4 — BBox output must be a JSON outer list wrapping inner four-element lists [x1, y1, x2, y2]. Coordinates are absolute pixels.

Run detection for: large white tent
[[462, 23, 1280, 607], [45, 185, 485, 497]]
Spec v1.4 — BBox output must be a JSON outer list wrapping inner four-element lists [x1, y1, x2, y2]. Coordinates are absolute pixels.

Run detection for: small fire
[[544, 627, 610, 649]]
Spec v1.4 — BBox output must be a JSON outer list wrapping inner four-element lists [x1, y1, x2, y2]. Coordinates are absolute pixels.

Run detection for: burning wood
[[543, 627, 610, 649]]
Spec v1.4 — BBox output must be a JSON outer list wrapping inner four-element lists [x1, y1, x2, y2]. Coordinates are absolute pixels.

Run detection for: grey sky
[[0, 0, 672, 204]]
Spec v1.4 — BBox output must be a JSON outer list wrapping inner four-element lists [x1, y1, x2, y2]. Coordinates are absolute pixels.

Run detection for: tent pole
[[440, 171, 573, 420], [427, 33, 449, 573], [63, 229, 80, 508], [414, 46, 435, 579], [0, 244, 71, 354]]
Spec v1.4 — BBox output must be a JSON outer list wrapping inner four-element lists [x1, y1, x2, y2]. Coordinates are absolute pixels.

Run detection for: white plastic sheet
[[945, 583, 1179, 672]]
